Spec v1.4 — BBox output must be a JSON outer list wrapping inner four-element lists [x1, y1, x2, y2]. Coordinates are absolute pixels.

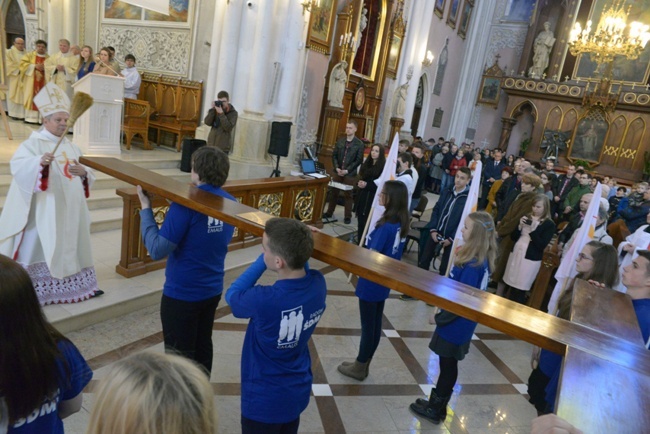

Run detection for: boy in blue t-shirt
[[226, 218, 327, 434], [138, 146, 235, 375]]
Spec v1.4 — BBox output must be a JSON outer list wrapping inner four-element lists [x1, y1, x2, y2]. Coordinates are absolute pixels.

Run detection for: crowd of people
[[5, 37, 141, 124], [1, 78, 648, 433], [323, 134, 649, 427]]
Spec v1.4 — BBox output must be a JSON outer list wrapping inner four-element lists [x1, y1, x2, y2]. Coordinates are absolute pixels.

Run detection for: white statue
[[528, 22, 556, 79], [355, 7, 368, 54], [393, 81, 409, 118], [328, 61, 348, 108]]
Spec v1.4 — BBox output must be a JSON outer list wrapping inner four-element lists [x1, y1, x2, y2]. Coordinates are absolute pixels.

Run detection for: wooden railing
[[81, 157, 650, 432], [114, 175, 329, 277]]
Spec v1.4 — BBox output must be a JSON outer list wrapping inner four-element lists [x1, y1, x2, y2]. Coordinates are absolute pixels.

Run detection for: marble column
[[275, 1, 307, 119], [397, 0, 434, 136], [46, 0, 78, 47], [447, 0, 497, 141], [203, 0, 229, 115]]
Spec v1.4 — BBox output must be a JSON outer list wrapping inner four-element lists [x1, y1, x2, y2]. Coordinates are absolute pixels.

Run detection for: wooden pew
[[80, 156, 650, 432], [122, 98, 151, 150], [138, 72, 203, 152]]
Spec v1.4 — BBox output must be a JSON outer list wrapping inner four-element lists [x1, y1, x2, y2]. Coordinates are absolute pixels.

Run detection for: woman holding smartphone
[[502, 194, 555, 304]]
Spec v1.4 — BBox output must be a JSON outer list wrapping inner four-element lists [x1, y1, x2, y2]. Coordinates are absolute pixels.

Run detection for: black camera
[[523, 216, 533, 225], [436, 234, 445, 242], [214, 100, 223, 108]]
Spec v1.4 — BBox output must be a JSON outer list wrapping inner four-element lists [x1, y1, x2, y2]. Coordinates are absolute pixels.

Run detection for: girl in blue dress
[[409, 211, 497, 424], [337, 180, 410, 381]]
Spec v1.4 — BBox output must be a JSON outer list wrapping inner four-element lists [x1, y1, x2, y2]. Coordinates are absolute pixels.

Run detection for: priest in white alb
[[0, 83, 101, 305], [6, 37, 26, 119], [44, 39, 79, 99]]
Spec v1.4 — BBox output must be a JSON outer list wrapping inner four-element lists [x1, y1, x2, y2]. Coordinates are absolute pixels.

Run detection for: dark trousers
[[325, 174, 356, 218], [357, 299, 385, 363], [160, 294, 221, 374], [418, 236, 452, 276], [242, 416, 300, 434], [434, 356, 458, 398], [507, 286, 528, 304]]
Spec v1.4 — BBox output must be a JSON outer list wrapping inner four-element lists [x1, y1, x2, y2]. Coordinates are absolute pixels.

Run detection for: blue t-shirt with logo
[[226, 254, 327, 424], [9, 340, 92, 433], [355, 222, 406, 302], [141, 184, 235, 302]]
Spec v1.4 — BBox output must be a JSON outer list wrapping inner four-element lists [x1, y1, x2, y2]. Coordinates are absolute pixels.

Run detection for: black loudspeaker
[[180, 138, 206, 172], [268, 122, 292, 157]]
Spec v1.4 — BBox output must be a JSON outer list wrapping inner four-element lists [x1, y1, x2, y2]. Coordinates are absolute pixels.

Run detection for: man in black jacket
[[551, 164, 578, 218], [480, 148, 504, 209], [323, 120, 364, 224], [419, 167, 471, 275]]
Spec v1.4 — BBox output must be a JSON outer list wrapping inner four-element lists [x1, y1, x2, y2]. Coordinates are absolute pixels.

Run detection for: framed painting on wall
[[447, 0, 461, 29], [568, 113, 609, 164], [477, 76, 501, 107], [23, 0, 36, 15], [435, 0, 446, 18], [306, 0, 338, 55], [386, 35, 402, 78], [458, 0, 473, 39]]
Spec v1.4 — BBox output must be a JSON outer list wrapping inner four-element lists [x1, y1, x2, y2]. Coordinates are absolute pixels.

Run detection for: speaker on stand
[[268, 121, 292, 178]]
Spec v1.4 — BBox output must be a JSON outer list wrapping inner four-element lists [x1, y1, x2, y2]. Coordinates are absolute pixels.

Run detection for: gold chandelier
[[568, 0, 650, 78]]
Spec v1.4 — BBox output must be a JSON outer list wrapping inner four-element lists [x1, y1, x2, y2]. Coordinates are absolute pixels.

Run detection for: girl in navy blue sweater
[[338, 180, 410, 381], [409, 211, 497, 424]]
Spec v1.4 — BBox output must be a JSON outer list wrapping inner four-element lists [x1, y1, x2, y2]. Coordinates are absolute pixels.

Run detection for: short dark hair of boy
[[636, 250, 650, 276], [124, 54, 136, 62], [458, 166, 471, 178], [617, 186, 627, 192], [191, 147, 229, 187], [36, 39, 47, 47], [217, 90, 230, 100], [399, 139, 411, 147], [412, 142, 426, 152], [398, 152, 413, 167], [265, 218, 313, 270]]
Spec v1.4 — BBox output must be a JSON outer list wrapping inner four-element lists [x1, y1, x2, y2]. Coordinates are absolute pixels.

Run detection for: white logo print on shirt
[[278, 306, 304, 349], [207, 216, 224, 233]]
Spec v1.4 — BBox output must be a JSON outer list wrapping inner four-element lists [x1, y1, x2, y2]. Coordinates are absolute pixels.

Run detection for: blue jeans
[[440, 173, 453, 192], [357, 299, 385, 363]]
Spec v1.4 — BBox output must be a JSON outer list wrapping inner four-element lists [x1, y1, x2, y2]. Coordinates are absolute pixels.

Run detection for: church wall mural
[[100, 0, 194, 76]]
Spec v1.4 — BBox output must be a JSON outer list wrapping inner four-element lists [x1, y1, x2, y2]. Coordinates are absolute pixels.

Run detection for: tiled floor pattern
[[62, 263, 539, 434], [1, 118, 539, 433]]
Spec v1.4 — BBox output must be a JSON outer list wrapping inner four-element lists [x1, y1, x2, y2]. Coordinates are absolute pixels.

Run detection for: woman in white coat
[[617, 211, 650, 292]]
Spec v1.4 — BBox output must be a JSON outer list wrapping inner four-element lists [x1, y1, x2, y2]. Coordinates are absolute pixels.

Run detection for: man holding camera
[[204, 90, 238, 153]]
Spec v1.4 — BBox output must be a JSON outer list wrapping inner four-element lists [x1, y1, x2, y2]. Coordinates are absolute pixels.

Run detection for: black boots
[[408, 388, 451, 424]]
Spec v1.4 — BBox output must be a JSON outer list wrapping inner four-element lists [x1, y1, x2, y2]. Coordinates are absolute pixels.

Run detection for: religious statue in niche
[[539, 129, 569, 162], [328, 61, 349, 108], [528, 22, 556, 79], [433, 39, 449, 96], [355, 6, 368, 55], [393, 81, 409, 118]]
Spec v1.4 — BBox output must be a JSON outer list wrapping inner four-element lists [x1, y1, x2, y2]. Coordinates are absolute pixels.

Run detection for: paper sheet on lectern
[[121, 0, 169, 15]]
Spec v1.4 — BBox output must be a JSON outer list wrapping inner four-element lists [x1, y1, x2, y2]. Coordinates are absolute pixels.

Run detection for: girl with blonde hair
[[409, 211, 497, 425], [86, 351, 216, 434]]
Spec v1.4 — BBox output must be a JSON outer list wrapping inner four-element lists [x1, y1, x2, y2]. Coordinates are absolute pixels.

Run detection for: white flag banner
[[121, 0, 169, 15], [363, 133, 400, 244], [547, 183, 602, 314], [445, 161, 482, 276]]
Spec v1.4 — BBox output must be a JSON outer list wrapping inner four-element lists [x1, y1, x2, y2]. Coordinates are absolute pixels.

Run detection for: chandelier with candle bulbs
[[568, 0, 650, 78]]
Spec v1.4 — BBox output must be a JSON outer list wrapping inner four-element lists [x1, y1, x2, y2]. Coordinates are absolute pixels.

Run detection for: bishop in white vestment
[[0, 83, 99, 305]]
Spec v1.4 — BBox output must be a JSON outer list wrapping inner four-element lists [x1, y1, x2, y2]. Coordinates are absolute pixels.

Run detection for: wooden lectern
[[72, 74, 125, 155]]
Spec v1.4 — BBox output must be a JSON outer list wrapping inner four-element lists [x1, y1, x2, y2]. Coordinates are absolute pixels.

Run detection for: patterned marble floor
[[61, 257, 539, 434], [1, 117, 540, 433]]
